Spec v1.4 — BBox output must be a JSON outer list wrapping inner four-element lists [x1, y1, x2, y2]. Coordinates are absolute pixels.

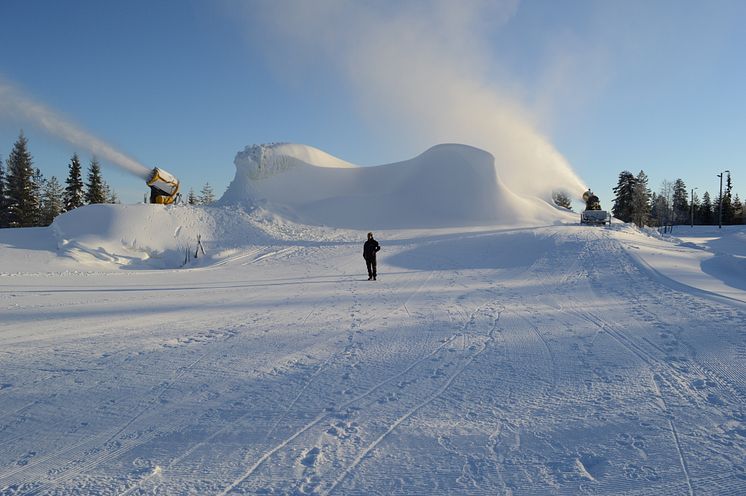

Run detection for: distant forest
[[555, 169, 743, 228]]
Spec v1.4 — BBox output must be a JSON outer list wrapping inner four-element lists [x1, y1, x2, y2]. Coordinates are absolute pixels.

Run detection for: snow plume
[[238, 0, 587, 200], [0, 81, 151, 180]]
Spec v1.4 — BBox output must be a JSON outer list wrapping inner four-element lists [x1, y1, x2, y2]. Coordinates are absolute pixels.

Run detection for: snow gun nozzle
[[147, 167, 180, 205]]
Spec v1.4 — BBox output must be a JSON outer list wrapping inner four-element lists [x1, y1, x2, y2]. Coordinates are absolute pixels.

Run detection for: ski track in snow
[[1, 224, 745, 495]]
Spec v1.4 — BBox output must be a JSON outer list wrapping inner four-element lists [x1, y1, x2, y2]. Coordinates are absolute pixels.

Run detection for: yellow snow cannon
[[147, 167, 180, 204]]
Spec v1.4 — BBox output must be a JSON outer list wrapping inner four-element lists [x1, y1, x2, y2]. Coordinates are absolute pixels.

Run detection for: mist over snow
[[220, 142, 574, 229]]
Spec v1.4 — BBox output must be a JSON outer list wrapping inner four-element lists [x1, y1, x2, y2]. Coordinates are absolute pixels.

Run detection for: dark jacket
[[363, 239, 380, 260]]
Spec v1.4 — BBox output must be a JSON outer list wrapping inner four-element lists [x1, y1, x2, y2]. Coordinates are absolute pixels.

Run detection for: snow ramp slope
[[220, 143, 573, 229]]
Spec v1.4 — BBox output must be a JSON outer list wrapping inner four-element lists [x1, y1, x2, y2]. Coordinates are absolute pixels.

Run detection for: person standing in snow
[[363, 232, 381, 280]]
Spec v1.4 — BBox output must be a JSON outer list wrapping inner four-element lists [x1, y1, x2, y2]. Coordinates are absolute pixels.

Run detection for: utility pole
[[718, 170, 730, 229], [690, 187, 697, 227]]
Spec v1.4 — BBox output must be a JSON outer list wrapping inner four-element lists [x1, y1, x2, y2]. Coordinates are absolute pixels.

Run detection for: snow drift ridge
[[220, 143, 571, 229]]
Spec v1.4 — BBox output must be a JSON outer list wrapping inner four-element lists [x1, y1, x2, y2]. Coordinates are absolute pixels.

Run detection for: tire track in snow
[[215, 332, 462, 496], [215, 267, 444, 495], [15, 350, 216, 494], [123, 247, 436, 495], [521, 228, 702, 492], [3, 271, 309, 493], [321, 307, 501, 495], [558, 228, 745, 494], [323, 338, 492, 495]]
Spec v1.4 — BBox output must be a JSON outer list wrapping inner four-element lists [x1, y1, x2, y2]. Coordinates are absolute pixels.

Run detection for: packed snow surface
[[221, 143, 573, 229], [1, 196, 745, 494]]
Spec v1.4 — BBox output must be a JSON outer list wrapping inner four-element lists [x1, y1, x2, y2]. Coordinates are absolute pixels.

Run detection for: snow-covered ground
[[1, 144, 745, 494]]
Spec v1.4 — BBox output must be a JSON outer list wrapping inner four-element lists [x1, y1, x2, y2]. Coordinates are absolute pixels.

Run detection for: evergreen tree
[[85, 157, 107, 204], [31, 168, 46, 227], [64, 153, 85, 211], [199, 182, 215, 205], [652, 194, 670, 227], [552, 191, 573, 210], [690, 191, 701, 225], [41, 176, 65, 226], [0, 156, 7, 228], [732, 194, 743, 225], [5, 131, 40, 227], [631, 170, 651, 228], [103, 181, 119, 204], [722, 172, 734, 224], [672, 179, 689, 225], [612, 171, 636, 223], [699, 191, 713, 225], [657, 180, 674, 226], [649, 192, 659, 225], [188, 188, 197, 205]]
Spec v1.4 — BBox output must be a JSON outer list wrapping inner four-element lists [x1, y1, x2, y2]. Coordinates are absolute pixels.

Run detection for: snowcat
[[147, 167, 180, 204], [580, 189, 611, 225]]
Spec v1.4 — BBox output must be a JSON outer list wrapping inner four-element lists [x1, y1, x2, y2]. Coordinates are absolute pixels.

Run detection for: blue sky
[[1, 0, 744, 206]]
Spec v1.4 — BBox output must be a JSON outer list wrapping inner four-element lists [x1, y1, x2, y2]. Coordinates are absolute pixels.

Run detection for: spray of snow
[[237, 0, 587, 200], [0, 81, 151, 180]]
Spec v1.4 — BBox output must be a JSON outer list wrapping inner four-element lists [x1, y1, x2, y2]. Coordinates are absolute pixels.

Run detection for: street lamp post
[[690, 187, 697, 227], [718, 170, 730, 229]]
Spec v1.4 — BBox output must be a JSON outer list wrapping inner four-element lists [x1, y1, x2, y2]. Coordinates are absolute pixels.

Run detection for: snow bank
[[50, 204, 219, 269], [617, 225, 746, 304], [220, 143, 573, 229], [0, 204, 267, 273]]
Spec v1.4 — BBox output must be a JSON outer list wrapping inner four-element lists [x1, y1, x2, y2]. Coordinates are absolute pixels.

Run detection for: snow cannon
[[580, 189, 611, 225], [147, 167, 180, 204]]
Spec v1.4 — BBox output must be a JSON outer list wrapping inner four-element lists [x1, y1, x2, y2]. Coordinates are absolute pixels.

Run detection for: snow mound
[[1, 204, 269, 272], [49, 204, 220, 269], [220, 143, 572, 229]]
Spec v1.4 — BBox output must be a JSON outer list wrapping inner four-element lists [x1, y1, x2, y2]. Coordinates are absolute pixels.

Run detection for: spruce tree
[[199, 183, 215, 205], [612, 171, 636, 223], [722, 173, 734, 224], [552, 191, 573, 210], [85, 157, 107, 204], [672, 179, 689, 225], [103, 181, 119, 204], [690, 191, 701, 225], [5, 131, 40, 227], [658, 180, 674, 226], [732, 194, 743, 225], [0, 156, 7, 228], [41, 176, 65, 226], [649, 192, 659, 225], [64, 153, 85, 211], [652, 194, 670, 227], [631, 170, 651, 228], [188, 188, 197, 205], [700, 192, 713, 225], [31, 168, 46, 227]]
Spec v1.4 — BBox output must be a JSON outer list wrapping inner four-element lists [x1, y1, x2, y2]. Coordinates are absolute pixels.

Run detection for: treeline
[[0, 131, 119, 228], [611, 170, 742, 228], [181, 184, 215, 206]]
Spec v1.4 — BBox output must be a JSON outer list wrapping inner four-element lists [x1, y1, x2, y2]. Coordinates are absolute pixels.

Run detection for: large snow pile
[[220, 143, 573, 229]]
